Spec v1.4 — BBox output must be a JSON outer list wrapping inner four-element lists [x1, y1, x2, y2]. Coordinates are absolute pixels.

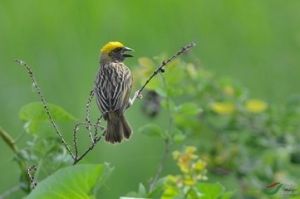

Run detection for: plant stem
[[0, 126, 19, 154], [0, 126, 31, 192], [149, 138, 170, 192], [129, 42, 196, 106], [15, 60, 75, 159], [149, 75, 173, 192]]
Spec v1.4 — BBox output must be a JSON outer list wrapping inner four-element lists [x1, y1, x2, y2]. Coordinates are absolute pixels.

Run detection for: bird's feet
[[128, 91, 143, 107], [135, 91, 143, 99]]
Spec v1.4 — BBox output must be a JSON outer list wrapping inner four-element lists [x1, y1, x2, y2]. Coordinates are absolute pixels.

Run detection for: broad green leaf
[[197, 182, 225, 199], [20, 102, 76, 121], [139, 124, 164, 138], [19, 102, 76, 135], [26, 164, 112, 199]]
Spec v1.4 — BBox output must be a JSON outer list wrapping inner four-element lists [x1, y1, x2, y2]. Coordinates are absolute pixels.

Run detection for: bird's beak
[[123, 46, 134, 57]]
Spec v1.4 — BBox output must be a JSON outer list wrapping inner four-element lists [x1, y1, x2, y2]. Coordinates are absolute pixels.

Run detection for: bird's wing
[[95, 62, 132, 114]]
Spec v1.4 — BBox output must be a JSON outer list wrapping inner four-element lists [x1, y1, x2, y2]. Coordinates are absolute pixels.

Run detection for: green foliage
[[19, 102, 76, 136], [134, 57, 300, 198], [197, 183, 233, 199], [138, 124, 165, 138], [1, 1, 300, 198], [1, 57, 299, 198], [15, 102, 76, 193], [26, 164, 112, 199]]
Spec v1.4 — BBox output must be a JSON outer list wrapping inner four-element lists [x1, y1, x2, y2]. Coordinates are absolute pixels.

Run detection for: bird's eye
[[113, 47, 123, 53]]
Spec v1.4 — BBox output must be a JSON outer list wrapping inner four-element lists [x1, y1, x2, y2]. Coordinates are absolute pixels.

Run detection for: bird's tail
[[105, 112, 132, 143]]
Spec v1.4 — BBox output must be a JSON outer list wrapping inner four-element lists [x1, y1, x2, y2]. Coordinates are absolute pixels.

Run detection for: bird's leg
[[128, 90, 143, 108]]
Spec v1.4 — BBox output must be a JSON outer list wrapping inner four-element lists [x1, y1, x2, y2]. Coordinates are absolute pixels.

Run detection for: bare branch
[[129, 42, 196, 106], [84, 89, 95, 143], [73, 133, 102, 165], [27, 165, 37, 190], [72, 116, 104, 164], [15, 60, 74, 159]]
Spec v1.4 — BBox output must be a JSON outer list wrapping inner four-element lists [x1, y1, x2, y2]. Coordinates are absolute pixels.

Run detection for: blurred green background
[[0, 0, 299, 198]]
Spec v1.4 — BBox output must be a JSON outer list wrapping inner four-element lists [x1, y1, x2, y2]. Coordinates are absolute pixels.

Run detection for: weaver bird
[[94, 41, 134, 143]]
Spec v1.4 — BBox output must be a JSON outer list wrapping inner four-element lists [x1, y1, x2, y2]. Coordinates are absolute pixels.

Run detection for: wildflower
[[183, 177, 196, 186], [185, 146, 197, 154], [210, 102, 235, 115], [193, 159, 206, 171], [245, 99, 268, 113]]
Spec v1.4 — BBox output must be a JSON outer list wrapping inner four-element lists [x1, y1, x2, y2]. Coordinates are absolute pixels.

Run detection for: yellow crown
[[100, 41, 125, 54]]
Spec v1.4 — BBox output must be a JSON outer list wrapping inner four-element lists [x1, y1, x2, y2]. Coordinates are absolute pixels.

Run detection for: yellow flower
[[193, 160, 206, 171], [210, 102, 235, 115], [183, 177, 196, 186], [245, 99, 268, 113], [185, 146, 197, 154], [178, 154, 191, 173], [223, 85, 235, 96]]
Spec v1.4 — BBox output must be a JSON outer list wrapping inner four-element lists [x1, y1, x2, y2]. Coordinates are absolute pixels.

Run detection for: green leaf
[[138, 183, 147, 196], [174, 103, 202, 130], [19, 102, 76, 135], [139, 124, 164, 138], [176, 102, 201, 116], [148, 177, 166, 198], [172, 129, 186, 143], [197, 182, 226, 199], [26, 164, 112, 199]]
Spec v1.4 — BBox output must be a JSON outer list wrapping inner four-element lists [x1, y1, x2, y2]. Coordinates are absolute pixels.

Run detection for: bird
[[94, 41, 134, 143]]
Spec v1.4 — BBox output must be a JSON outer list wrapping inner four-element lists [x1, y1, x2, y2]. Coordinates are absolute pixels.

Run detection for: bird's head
[[100, 41, 133, 62]]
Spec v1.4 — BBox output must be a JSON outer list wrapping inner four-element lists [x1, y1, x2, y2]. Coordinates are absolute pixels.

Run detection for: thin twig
[[129, 42, 196, 106], [72, 116, 104, 163], [84, 89, 95, 143], [73, 123, 80, 159], [15, 60, 74, 159], [0, 126, 19, 154], [73, 135, 102, 165], [27, 165, 37, 190], [0, 126, 32, 191], [85, 90, 94, 126], [93, 116, 104, 138]]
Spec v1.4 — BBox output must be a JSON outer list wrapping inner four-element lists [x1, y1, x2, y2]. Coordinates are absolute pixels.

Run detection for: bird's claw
[[136, 92, 143, 99]]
